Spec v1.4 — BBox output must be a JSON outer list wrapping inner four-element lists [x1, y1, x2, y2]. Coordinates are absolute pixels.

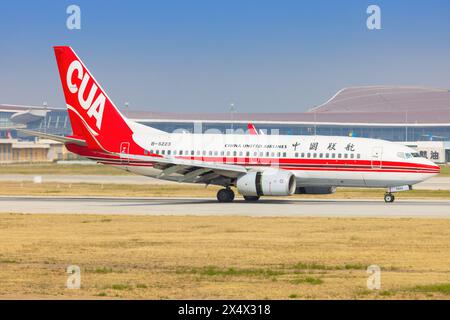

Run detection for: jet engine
[[236, 169, 296, 196]]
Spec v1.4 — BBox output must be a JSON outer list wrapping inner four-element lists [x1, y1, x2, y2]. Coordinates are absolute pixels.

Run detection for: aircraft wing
[[16, 129, 87, 146], [125, 153, 248, 184]]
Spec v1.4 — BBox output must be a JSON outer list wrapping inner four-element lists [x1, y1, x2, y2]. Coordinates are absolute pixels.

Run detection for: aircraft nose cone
[[426, 160, 440, 174]]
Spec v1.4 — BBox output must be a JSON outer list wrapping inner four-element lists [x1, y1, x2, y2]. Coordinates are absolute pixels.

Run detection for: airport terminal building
[[1, 86, 450, 163]]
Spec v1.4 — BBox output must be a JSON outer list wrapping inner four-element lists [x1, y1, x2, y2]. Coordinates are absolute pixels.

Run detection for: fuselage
[[69, 131, 440, 189]]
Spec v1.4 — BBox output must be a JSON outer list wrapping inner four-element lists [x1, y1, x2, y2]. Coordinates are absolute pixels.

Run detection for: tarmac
[[1, 196, 449, 218]]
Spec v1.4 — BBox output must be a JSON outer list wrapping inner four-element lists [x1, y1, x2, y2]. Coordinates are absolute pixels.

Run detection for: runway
[[0, 174, 449, 189], [1, 196, 450, 218]]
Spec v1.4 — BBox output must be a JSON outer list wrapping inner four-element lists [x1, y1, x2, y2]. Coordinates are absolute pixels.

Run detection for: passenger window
[[307, 153, 311, 158], [301, 153, 305, 158], [332, 153, 335, 158], [150, 150, 153, 154], [266, 152, 270, 157], [246, 151, 250, 157], [221, 151, 225, 156], [277, 152, 281, 157], [203, 150, 206, 155], [338, 154, 341, 158], [344, 154, 348, 158], [283, 152, 286, 157], [167, 150, 171, 155], [325, 153, 329, 158], [357, 154, 361, 159], [350, 154, 354, 159], [179, 150, 183, 155], [226, 151, 230, 156], [313, 153, 317, 158], [156, 150, 159, 155], [319, 153, 323, 158], [209, 151, 213, 156], [233, 151, 237, 156], [214, 151, 218, 156], [295, 152, 299, 158], [191, 150, 194, 156]]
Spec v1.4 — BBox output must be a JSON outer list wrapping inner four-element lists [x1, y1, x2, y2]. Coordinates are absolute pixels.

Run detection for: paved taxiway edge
[[0, 196, 449, 218]]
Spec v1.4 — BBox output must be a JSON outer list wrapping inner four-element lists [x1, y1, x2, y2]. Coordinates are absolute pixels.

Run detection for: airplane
[[20, 46, 440, 203]]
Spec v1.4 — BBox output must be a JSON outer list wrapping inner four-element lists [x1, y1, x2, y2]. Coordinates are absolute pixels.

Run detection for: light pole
[[43, 101, 48, 134], [405, 109, 408, 142], [230, 103, 235, 132], [124, 102, 129, 118]]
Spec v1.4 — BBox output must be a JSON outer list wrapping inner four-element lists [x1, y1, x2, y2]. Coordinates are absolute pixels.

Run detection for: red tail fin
[[54, 46, 133, 153], [247, 123, 258, 135]]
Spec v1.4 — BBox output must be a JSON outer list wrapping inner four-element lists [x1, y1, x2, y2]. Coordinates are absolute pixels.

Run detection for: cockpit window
[[398, 151, 422, 159]]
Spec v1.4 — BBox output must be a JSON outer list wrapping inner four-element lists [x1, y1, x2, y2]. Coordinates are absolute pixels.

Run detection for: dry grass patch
[[0, 163, 132, 175], [0, 214, 450, 299], [0, 181, 449, 199]]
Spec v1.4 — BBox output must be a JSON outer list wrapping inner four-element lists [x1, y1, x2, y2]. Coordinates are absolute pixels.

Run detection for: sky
[[0, 0, 449, 113]]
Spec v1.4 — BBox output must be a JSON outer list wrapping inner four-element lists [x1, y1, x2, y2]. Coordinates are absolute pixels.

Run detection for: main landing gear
[[384, 193, 395, 203], [217, 188, 235, 203]]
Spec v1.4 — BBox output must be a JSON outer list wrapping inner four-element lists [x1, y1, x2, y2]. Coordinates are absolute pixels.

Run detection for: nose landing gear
[[217, 188, 235, 203], [384, 193, 395, 203], [384, 185, 412, 203]]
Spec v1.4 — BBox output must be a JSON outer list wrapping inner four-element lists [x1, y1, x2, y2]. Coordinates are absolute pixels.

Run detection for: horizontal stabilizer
[[17, 129, 87, 146]]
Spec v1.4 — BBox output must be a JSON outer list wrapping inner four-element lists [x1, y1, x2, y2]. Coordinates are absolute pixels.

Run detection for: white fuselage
[[123, 131, 439, 188]]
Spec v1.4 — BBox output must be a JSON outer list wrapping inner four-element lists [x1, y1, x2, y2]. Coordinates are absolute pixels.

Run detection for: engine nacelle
[[237, 169, 296, 196], [295, 186, 336, 195]]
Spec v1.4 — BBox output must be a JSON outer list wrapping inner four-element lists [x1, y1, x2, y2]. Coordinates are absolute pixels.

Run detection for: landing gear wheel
[[243, 196, 260, 202], [217, 188, 235, 203], [384, 193, 395, 203]]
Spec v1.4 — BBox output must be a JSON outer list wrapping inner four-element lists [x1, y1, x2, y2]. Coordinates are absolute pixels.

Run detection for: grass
[[1, 214, 450, 299], [290, 277, 324, 285], [413, 284, 450, 294], [110, 284, 132, 291], [0, 181, 449, 199], [92, 267, 114, 274], [177, 266, 284, 278], [0, 259, 18, 264], [292, 262, 369, 271], [0, 163, 132, 175], [439, 165, 450, 176]]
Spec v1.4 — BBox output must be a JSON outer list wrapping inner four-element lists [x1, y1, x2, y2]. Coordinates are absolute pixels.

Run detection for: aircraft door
[[371, 146, 383, 169], [120, 142, 130, 165]]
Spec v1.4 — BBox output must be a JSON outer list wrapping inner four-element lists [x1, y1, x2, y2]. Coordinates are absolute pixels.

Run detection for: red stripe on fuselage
[[67, 144, 439, 173]]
